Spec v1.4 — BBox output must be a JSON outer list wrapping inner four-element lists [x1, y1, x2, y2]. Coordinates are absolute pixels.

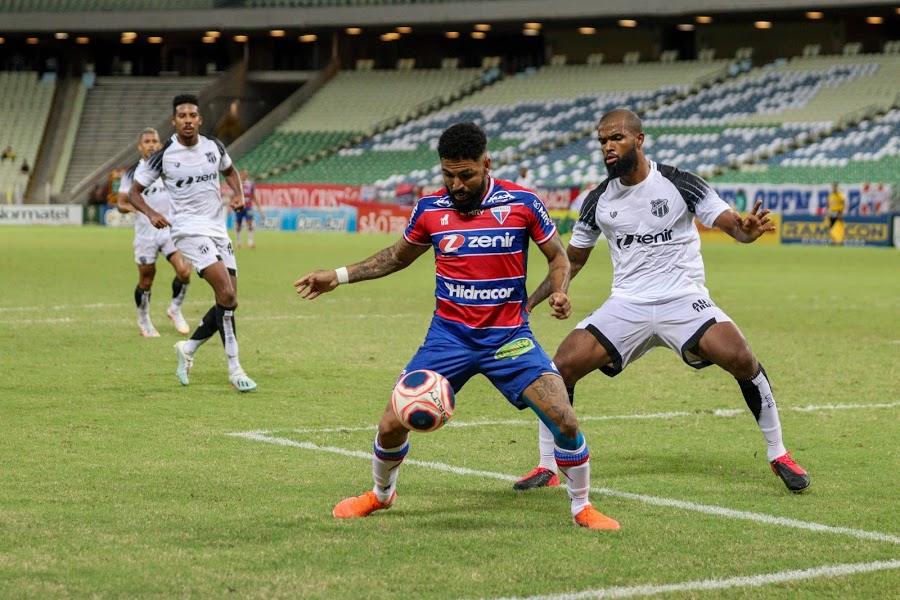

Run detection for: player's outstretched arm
[[714, 200, 775, 244], [294, 238, 430, 300], [127, 183, 170, 228], [525, 243, 593, 315]]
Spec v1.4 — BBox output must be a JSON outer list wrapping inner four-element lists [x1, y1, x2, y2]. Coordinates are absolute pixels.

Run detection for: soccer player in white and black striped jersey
[[126, 94, 256, 392], [519, 109, 809, 494], [116, 127, 191, 337]]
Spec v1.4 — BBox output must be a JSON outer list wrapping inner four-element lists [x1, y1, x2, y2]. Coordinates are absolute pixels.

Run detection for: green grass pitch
[[0, 226, 897, 598]]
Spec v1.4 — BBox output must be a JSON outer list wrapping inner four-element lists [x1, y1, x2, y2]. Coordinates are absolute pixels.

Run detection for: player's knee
[[726, 345, 757, 379], [555, 357, 591, 389]]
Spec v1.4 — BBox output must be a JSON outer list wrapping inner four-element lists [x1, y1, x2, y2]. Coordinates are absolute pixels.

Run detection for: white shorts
[[575, 293, 733, 377], [174, 235, 237, 275], [134, 229, 177, 265]]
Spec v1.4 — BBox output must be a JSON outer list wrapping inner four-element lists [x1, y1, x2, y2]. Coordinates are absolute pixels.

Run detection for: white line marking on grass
[[0, 313, 417, 325], [262, 402, 900, 435], [478, 559, 900, 600], [227, 431, 900, 546]]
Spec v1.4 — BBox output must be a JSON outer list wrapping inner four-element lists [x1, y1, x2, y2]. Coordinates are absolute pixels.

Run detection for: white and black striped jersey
[[570, 161, 732, 303], [134, 134, 232, 239], [119, 158, 172, 240]]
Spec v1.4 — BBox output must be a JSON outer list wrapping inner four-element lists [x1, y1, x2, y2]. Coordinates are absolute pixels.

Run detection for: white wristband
[[335, 267, 349, 285]]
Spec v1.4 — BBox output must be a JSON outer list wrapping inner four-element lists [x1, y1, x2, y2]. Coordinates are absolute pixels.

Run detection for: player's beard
[[451, 176, 487, 213], [605, 145, 639, 179]]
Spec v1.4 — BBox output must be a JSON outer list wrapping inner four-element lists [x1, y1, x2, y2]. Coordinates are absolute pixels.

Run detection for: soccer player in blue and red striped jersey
[[233, 168, 265, 249], [294, 122, 619, 530]]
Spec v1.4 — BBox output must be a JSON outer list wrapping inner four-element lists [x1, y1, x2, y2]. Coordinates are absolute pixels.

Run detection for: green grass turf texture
[[0, 226, 897, 599]]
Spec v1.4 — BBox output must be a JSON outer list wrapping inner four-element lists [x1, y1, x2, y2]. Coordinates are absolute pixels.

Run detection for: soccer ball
[[391, 370, 455, 433]]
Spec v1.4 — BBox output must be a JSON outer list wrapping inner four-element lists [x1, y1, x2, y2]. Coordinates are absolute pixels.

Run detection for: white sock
[[184, 339, 204, 355], [372, 437, 408, 502], [537, 420, 557, 472], [170, 281, 188, 312], [738, 365, 788, 462], [220, 308, 242, 374], [555, 440, 591, 515], [248, 229, 254, 244], [137, 289, 151, 320]]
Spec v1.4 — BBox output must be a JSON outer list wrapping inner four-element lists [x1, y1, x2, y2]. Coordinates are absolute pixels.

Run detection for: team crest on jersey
[[438, 234, 465, 253], [491, 205, 511, 225], [206, 152, 217, 164], [650, 199, 669, 218], [174, 162, 180, 168], [610, 211, 618, 218]]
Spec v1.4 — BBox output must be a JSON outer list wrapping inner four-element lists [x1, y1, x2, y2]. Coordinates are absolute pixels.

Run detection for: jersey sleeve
[[118, 164, 136, 195], [211, 136, 233, 172], [660, 165, 730, 227], [134, 152, 162, 188], [568, 183, 605, 248], [524, 195, 557, 245], [403, 199, 432, 246]]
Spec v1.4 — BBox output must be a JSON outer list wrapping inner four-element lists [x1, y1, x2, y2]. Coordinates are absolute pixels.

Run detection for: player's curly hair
[[438, 122, 487, 161], [172, 94, 200, 115]]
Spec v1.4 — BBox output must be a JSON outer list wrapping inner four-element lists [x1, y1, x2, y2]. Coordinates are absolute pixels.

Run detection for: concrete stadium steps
[[0, 72, 54, 200], [61, 76, 213, 196]]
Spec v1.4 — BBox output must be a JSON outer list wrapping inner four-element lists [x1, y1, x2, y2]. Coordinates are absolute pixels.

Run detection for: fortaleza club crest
[[650, 199, 669, 218], [491, 205, 511, 224], [494, 337, 535, 360]]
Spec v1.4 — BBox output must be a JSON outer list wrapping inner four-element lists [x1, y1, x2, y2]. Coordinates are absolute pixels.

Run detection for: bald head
[[600, 109, 643, 136]]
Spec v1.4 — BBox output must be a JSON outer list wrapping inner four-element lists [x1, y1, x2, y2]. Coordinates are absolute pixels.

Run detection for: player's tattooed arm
[[349, 238, 430, 282], [526, 240, 592, 314]]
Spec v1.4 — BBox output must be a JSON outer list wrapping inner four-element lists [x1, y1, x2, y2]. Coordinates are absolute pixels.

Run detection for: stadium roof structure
[[1, 0, 897, 32]]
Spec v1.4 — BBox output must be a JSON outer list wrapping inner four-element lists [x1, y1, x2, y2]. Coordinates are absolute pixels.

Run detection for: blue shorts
[[235, 209, 254, 226], [401, 317, 559, 410]]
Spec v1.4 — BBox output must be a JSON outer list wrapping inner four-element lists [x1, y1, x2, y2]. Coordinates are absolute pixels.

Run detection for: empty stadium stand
[[0, 72, 55, 202], [240, 67, 490, 176], [61, 76, 213, 197]]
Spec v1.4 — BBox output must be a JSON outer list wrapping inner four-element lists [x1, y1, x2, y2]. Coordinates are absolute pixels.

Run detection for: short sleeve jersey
[[119, 158, 171, 240], [404, 178, 556, 342], [134, 134, 232, 239], [241, 179, 256, 211], [570, 161, 731, 302]]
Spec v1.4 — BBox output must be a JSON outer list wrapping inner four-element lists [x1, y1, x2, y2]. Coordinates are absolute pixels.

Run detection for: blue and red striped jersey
[[404, 178, 556, 340], [241, 179, 256, 210]]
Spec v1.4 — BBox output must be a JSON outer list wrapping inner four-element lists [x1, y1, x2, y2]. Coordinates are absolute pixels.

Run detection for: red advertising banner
[[256, 183, 363, 208], [536, 186, 581, 211], [353, 203, 413, 234]]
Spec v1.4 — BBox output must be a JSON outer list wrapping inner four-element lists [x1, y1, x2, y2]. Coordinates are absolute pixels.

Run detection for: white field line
[[248, 402, 900, 435], [0, 313, 417, 325], [227, 431, 900, 546], [477, 559, 900, 600]]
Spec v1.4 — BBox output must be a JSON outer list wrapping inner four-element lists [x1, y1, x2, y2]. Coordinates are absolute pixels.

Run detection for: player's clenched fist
[[548, 292, 571, 320]]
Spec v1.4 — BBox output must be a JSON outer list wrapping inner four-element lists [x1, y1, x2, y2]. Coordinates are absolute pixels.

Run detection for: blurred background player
[[233, 168, 265, 249], [127, 94, 256, 392], [116, 126, 191, 337], [519, 109, 809, 494], [295, 122, 619, 530], [826, 182, 846, 246], [515, 164, 534, 189]]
